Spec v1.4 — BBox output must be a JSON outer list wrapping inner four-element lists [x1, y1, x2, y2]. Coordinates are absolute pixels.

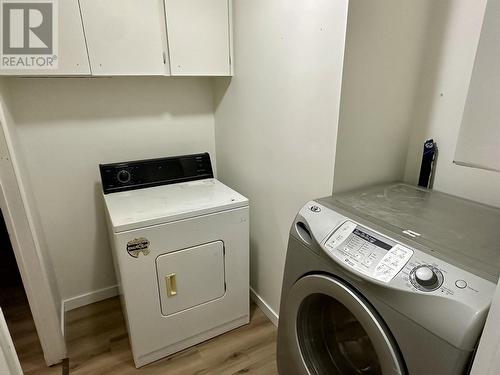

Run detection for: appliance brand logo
[[1, 0, 58, 69], [127, 238, 151, 258]]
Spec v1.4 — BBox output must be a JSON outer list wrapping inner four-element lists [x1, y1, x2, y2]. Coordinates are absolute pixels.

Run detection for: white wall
[[5, 77, 216, 301], [214, 0, 349, 313], [404, 0, 500, 208], [454, 0, 500, 172], [333, 0, 433, 193], [332, 0, 500, 209]]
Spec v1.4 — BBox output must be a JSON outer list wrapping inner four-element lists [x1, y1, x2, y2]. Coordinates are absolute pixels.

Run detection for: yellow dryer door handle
[[166, 274, 177, 297]]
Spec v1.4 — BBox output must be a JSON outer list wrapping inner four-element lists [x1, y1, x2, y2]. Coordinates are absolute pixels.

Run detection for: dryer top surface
[[104, 178, 248, 233]]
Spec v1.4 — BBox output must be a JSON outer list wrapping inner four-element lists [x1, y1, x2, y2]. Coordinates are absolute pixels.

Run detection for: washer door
[[280, 274, 405, 375]]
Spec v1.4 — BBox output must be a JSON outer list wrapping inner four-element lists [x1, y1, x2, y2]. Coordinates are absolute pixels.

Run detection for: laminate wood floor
[[10, 296, 279, 374]]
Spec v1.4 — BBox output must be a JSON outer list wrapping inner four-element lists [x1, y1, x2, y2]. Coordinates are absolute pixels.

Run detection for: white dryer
[[100, 153, 249, 368]]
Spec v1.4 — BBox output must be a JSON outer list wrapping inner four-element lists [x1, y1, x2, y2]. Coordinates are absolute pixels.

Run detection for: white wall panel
[[333, 0, 432, 193], [403, 0, 500, 208], [5, 77, 216, 300], [454, 0, 500, 173], [214, 0, 349, 312]]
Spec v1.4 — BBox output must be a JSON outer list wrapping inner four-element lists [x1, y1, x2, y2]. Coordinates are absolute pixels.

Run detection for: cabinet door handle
[[166, 274, 177, 297]]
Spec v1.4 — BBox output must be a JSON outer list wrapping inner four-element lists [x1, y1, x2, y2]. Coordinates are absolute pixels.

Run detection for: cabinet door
[[0, 0, 90, 76], [79, 0, 169, 75], [165, 0, 231, 76]]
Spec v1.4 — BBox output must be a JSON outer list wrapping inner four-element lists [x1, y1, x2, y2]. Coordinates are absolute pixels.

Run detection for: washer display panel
[[325, 221, 413, 283]]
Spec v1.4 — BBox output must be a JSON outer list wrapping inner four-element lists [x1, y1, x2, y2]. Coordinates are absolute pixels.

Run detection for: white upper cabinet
[[165, 0, 232, 76], [54, 0, 91, 75], [79, 0, 170, 76], [0, 0, 232, 76], [0, 0, 90, 76]]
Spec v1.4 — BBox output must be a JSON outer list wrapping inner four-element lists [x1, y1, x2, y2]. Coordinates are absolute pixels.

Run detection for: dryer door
[[280, 274, 405, 375], [156, 241, 226, 316]]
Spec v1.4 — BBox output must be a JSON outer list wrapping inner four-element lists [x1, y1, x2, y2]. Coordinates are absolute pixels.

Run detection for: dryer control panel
[[325, 220, 413, 283]]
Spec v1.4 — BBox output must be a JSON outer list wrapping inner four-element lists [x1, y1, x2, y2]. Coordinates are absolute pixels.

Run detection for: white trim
[[227, 0, 234, 76], [60, 302, 65, 338], [471, 281, 500, 375], [63, 285, 119, 312], [0, 82, 66, 366], [0, 308, 23, 375], [250, 287, 279, 327]]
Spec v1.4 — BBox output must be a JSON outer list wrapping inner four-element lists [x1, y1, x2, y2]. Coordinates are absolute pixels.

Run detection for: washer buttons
[[455, 280, 467, 289], [310, 205, 321, 213]]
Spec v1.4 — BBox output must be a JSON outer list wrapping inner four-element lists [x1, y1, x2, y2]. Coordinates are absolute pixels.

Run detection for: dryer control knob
[[117, 170, 131, 184]]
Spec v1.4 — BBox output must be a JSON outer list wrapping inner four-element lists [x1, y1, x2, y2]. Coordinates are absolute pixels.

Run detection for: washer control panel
[[325, 220, 413, 283], [298, 201, 496, 316]]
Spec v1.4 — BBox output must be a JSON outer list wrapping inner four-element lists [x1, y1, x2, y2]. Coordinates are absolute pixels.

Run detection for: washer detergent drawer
[[156, 241, 226, 316]]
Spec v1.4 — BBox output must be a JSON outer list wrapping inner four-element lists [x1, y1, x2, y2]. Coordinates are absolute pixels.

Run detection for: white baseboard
[[62, 285, 278, 329], [250, 287, 279, 327], [63, 285, 119, 312]]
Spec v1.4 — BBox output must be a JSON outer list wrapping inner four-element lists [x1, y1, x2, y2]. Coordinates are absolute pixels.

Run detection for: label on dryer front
[[324, 221, 413, 283]]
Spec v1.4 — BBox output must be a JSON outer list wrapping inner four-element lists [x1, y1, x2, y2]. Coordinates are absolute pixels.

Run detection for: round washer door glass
[[282, 274, 405, 375], [298, 293, 381, 374]]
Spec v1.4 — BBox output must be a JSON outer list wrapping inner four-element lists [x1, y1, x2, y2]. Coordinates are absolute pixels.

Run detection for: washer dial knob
[[415, 266, 437, 286], [410, 265, 443, 291], [117, 169, 131, 184]]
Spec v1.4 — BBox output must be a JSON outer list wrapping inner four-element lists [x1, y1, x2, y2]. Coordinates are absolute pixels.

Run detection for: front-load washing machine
[[277, 183, 500, 375], [100, 153, 249, 367]]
